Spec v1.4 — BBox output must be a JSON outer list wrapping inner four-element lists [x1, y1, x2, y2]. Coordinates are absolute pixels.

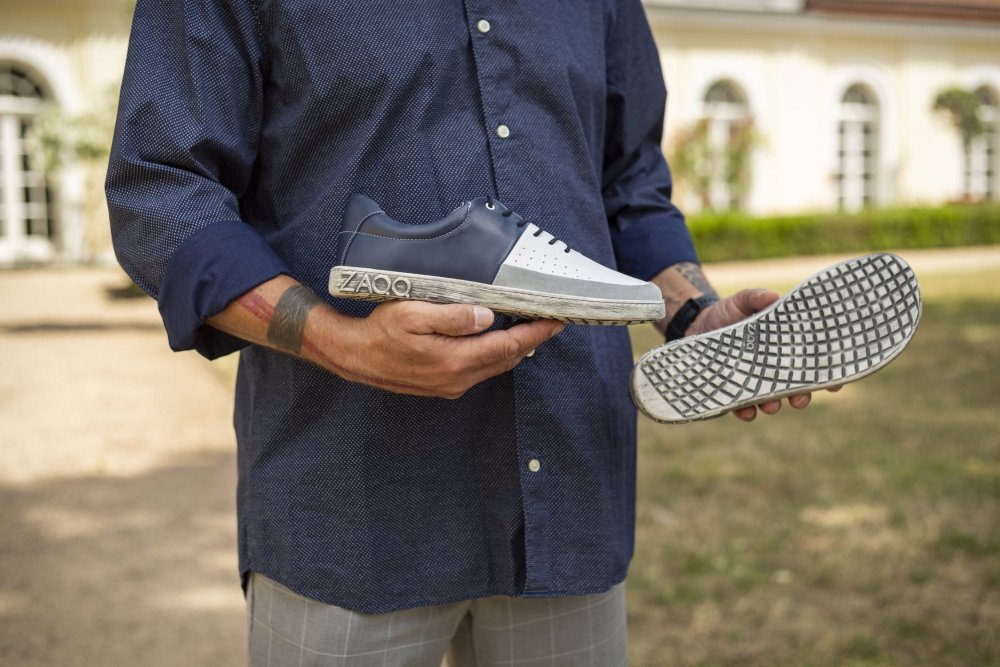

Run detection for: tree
[[933, 87, 986, 199], [26, 87, 120, 262], [669, 117, 759, 212], [29, 88, 118, 170]]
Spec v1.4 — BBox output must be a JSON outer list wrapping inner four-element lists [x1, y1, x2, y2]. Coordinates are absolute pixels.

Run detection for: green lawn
[[626, 268, 1000, 666]]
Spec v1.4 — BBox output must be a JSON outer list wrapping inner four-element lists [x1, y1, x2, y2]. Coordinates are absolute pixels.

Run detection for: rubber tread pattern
[[634, 254, 921, 422]]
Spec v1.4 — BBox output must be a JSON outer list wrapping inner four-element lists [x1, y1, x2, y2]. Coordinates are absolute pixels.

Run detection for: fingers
[[389, 301, 496, 337], [732, 391, 818, 422], [468, 320, 564, 371], [730, 288, 779, 316], [759, 400, 781, 415], [732, 400, 779, 422], [697, 289, 778, 335], [424, 303, 496, 336], [789, 393, 811, 409], [363, 302, 565, 398], [507, 318, 565, 351], [436, 319, 565, 398]]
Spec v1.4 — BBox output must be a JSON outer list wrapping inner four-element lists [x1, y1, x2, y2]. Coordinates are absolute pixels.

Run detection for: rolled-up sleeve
[[106, 0, 289, 358], [602, 0, 699, 280]]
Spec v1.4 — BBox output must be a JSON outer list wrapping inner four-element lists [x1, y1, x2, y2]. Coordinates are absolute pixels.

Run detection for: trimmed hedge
[[687, 203, 1000, 262]]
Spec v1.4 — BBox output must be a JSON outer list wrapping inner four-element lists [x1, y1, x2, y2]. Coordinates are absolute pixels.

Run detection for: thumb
[[422, 303, 496, 337], [732, 288, 778, 317]]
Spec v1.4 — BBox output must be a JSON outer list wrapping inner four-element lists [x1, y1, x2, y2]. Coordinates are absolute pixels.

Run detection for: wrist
[[301, 303, 363, 378], [684, 303, 716, 337], [665, 295, 719, 342]]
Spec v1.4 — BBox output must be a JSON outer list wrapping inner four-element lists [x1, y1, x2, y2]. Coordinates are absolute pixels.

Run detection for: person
[[107, 1, 820, 664]]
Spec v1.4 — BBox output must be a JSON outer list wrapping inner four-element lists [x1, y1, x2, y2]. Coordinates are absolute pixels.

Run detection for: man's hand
[[207, 275, 563, 399], [332, 301, 562, 398], [687, 288, 841, 422]]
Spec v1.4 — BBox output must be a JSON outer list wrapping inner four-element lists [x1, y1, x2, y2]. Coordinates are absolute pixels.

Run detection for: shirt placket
[[462, 0, 552, 595]]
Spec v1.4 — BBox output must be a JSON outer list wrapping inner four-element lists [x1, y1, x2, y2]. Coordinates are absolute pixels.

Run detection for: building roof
[[806, 0, 1000, 23]]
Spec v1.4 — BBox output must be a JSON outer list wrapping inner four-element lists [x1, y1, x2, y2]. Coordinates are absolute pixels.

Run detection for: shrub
[[687, 203, 1000, 262]]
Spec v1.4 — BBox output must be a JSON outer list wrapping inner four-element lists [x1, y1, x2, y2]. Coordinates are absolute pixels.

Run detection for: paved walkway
[[0, 245, 997, 666]]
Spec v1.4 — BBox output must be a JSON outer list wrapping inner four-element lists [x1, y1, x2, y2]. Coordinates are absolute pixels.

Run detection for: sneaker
[[329, 194, 665, 324], [631, 253, 922, 423]]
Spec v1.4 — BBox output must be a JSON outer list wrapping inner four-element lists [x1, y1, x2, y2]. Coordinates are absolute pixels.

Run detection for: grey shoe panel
[[492, 263, 662, 302]]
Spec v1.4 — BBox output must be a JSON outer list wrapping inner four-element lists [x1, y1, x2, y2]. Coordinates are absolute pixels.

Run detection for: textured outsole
[[631, 253, 922, 423], [328, 266, 665, 325]]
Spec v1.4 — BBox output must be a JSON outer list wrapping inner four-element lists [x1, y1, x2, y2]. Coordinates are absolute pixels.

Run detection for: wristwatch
[[665, 295, 719, 342]]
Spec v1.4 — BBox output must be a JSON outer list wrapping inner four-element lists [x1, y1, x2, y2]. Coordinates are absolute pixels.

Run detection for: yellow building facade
[[1, 0, 998, 265], [647, 0, 1000, 215], [0, 0, 130, 265]]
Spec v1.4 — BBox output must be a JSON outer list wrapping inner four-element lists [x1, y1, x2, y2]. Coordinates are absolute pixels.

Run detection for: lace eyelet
[[485, 202, 495, 210]]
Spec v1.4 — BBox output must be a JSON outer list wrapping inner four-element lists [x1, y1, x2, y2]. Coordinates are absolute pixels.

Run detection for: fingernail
[[553, 323, 565, 335], [473, 306, 491, 330]]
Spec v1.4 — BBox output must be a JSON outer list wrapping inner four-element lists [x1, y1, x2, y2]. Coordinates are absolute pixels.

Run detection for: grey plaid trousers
[[247, 572, 628, 666]]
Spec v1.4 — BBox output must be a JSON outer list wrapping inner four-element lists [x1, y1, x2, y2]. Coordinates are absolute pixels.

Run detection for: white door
[[837, 85, 880, 212], [0, 65, 56, 265]]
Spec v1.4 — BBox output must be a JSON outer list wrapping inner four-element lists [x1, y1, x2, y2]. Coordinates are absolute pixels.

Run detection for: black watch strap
[[665, 295, 719, 342]]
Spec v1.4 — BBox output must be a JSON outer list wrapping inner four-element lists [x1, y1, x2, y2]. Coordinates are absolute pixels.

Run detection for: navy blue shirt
[[107, 0, 698, 613]]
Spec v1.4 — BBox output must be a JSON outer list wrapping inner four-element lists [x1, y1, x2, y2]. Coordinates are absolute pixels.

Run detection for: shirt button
[[528, 459, 541, 473], [496, 124, 510, 139], [477, 19, 491, 33]]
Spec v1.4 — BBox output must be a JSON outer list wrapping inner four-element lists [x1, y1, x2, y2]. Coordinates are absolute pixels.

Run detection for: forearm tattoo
[[675, 262, 719, 299], [266, 286, 323, 354]]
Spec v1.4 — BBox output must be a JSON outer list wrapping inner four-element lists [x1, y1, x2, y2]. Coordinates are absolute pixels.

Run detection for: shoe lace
[[485, 197, 571, 253]]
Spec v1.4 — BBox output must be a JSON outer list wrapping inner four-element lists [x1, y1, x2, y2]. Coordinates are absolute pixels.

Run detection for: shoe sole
[[328, 266, 665, 325], [631, 253, 922, 423]]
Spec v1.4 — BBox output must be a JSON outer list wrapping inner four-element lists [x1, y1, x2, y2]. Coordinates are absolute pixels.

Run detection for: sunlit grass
[[627, 268, 999, 666]]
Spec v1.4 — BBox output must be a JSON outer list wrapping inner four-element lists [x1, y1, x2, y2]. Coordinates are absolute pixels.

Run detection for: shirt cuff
[[609, 208, 701, 281], [158, 222, 290, 359]]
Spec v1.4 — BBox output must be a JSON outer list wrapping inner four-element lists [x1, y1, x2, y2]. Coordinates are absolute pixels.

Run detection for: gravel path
[[1, 245, 997, 666], [0, 267, 244, 667]]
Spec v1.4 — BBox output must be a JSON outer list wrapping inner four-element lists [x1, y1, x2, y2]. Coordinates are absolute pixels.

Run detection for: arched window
[[969, 86, 998, 201], [0, 64, 56, 260], [836, 84, 879, 211], [703, 80, 751, 210]]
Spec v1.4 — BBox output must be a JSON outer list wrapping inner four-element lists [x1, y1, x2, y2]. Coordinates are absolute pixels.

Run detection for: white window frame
[[0, 68, 55, 261], [703, 80, 751, 211], [826, 64, 897, 211], [837, 84, 880, 212], [0, 38, 84, 266], [968, 87, 998, 202]]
